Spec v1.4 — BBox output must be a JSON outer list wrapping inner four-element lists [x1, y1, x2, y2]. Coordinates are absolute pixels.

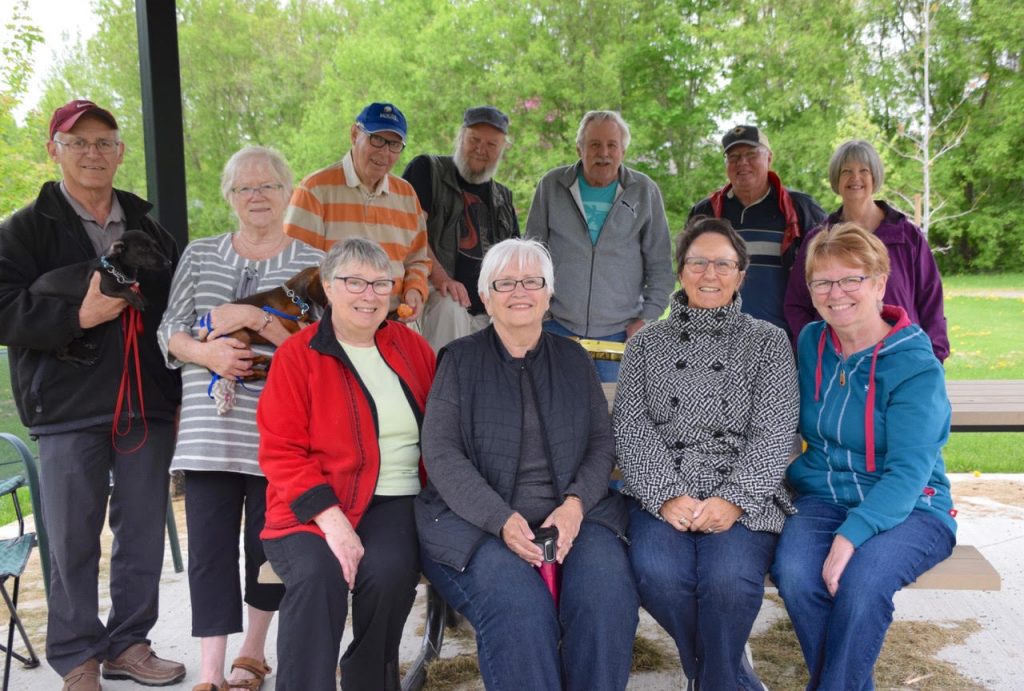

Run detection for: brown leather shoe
[[102, 643, 186, 686], [62, 658, 101, 691]]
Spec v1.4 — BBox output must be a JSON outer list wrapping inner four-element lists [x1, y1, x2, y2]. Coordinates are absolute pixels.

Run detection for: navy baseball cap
[[356, 102, 407, 141], [722, 124, 772, 153], [463, 106, 509, 134]]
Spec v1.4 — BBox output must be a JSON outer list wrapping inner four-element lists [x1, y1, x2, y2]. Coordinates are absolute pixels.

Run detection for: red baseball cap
[[49, 99, 119, 140]]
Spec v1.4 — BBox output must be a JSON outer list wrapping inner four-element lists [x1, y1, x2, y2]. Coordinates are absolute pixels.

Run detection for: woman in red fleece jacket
[[257, 237, 435, 691]]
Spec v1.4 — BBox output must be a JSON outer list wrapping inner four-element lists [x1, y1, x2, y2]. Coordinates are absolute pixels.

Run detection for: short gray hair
[[575, 110, 631, 152], [321, 237, 392, 281], [828, 139, 885, 195], [220, 145, 294, 201], [478, 238, 555, 300]]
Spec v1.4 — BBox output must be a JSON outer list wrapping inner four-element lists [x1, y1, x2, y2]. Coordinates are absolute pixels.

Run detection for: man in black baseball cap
[[689, 124, 825, 335], [402, 105, 519, 351]]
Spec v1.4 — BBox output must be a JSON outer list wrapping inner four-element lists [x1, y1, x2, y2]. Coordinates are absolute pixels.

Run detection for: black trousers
[[184, 471, 284, 636], [37, 421, 174, 676], [263, 495, 419, 691]]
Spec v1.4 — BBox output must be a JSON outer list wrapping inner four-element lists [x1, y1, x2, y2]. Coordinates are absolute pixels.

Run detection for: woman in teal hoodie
[[771, 223, 956, 690]]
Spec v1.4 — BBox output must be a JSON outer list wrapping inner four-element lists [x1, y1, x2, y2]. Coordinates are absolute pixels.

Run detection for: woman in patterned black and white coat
[[613, 216, 799, 690]]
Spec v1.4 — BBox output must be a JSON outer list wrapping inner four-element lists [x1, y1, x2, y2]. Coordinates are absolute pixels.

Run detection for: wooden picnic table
[[602, 379, 1024, 433]]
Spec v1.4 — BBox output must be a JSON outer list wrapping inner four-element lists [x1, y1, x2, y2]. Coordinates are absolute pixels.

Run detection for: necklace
[[233, 231, 287, 261]]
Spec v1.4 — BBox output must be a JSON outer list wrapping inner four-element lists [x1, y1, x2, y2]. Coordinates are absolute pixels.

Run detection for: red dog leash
[[112, 302, 148, 453]]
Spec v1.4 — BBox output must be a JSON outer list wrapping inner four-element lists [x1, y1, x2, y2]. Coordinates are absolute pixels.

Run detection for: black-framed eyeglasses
[[230, 183, 284, 197], [683, 257, 740, 276], [807, 275, 870, 295], [53, 137, 121, 154], [333, 275, 396, 295], [491, 277, 546, 292], [358, 126, 405, 153]]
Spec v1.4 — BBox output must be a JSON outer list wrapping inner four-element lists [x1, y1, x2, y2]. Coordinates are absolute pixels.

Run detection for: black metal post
[[135, 0, 189, 250]]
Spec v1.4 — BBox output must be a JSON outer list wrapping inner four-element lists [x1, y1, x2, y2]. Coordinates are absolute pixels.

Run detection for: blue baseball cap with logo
[[356, 102, 408, 141]]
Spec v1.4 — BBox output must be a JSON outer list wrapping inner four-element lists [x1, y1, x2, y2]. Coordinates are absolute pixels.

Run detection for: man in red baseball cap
[[0, 99, 184, 690]]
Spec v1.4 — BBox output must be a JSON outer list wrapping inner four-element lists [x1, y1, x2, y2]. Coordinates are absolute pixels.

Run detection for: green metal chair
[[0, 433, 183, 597], [0, 467, 41, 690]]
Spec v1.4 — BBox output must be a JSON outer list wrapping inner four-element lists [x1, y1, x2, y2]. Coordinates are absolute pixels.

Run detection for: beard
[[453, 147, 501, 185]]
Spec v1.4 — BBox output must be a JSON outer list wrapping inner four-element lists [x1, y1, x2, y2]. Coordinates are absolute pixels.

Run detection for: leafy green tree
[[0, 0, 48, 218]]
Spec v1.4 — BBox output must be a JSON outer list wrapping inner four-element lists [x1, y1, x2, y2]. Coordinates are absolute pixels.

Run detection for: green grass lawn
[[944, 272, 1024, 292]]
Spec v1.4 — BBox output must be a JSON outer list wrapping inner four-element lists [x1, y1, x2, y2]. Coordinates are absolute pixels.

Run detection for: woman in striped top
[[157, 146, 324, 691]]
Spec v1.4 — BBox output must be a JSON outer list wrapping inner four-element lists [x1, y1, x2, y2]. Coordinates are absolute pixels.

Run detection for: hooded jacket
[[0, 181, 181, 433], [787, 306, 957, 548], [784, 201, 949, 361]]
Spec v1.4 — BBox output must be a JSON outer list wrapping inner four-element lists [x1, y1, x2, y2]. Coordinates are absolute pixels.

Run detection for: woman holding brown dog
[[157, 145, 323, 691]]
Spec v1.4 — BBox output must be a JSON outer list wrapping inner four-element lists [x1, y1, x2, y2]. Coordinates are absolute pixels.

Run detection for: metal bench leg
[[400, 584, 447, 691], [166, 495, 183, 573]]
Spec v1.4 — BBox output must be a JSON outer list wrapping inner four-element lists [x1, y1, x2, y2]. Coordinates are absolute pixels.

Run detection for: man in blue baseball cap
[[285, 102, 430, 323], [402, 105, 519, 351]]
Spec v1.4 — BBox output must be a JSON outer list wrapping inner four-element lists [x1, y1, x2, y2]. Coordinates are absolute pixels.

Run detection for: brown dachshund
[[213, 266, 327, 378]]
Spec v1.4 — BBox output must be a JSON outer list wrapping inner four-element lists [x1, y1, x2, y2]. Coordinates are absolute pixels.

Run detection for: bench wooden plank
[[259, 544, 1000, 591], [604, 380, 1024, 432]]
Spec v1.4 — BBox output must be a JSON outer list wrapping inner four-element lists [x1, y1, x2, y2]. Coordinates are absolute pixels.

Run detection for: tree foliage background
[[2, 0, 1022, 273]]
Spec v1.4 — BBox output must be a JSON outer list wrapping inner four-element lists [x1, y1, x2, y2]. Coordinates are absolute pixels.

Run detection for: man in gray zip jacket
[[525, 110, 673, 382]]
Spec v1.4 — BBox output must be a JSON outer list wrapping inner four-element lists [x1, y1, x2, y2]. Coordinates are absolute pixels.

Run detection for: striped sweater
[[157, 233, 324, 475], [284, 151, 430, 311]]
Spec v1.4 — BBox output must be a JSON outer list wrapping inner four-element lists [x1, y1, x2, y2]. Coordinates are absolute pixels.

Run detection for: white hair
[[220, 145, 294, 201], [478, 238, 555, 300], [575, 110, 631, 151]]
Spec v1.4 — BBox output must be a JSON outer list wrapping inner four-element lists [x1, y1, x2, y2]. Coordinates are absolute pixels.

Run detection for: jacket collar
[[557, 160, 636, 191], [36, 180, 153, 224]]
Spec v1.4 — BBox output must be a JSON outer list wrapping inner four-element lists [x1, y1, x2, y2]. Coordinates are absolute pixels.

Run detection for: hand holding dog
[[196, 338, 254, 379], [205, 304, 291, 346], [78, 271, 128, 329]]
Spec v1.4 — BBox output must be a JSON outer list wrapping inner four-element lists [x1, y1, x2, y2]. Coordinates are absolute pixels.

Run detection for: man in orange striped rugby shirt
[[284, 102, 429, 322]]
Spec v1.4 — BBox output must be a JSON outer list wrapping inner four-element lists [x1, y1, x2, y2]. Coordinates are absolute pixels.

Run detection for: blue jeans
[[627, 498, 776, 690], [542, 320, 625, 383], [421, 521, 639, 691], [770, 496, 955, 691]]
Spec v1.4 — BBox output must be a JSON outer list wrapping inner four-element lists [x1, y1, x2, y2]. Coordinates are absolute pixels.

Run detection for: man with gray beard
[[403, 106, 519, 350]]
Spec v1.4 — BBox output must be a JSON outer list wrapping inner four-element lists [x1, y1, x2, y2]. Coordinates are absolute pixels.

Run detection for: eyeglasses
[[53, 137, 121, 154], [682, 257, 740, 276], [807, 275, 870, 295], [333, 275, 396, 295], [358, 126, 405, 153], [491, 277, 546, 292], [230, 183, 284, 197], [725, 150, 764, 165]]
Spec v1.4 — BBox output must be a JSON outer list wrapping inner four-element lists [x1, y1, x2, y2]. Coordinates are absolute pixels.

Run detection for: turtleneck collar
[[668, 289, 744, 336]]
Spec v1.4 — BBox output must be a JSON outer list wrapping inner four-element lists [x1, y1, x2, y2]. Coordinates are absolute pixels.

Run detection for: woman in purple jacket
[[784, 139, 949, 361]]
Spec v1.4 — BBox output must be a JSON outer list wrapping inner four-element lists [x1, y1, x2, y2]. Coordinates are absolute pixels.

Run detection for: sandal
[[228, 657, 272, 691], [192, 684, 224, 691]]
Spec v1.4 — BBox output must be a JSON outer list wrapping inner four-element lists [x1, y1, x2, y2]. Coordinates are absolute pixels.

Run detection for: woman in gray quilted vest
[[416, 238, 639, 691], [613, 216, 799, 690]]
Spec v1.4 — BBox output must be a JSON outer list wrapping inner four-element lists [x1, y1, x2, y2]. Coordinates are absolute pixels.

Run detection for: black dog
[[30, 229, 172, 365]]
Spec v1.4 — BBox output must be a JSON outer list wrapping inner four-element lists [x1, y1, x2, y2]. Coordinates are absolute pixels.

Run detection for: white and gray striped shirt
[[157, 232, 324, 475]]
